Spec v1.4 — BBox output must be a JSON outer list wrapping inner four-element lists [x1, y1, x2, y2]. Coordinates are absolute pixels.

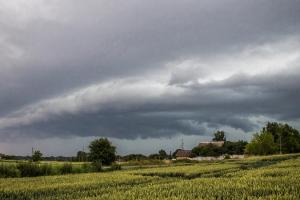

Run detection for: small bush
[[40, 164, 53, 176], [17, 162, 42, 177], [60, 163, 73, 174], [224, 154, 231, 159], [173, 159, 198, 164], [81, 163, 92, 173], [91, 161, 102, 172], [0, 164, 20, 178]]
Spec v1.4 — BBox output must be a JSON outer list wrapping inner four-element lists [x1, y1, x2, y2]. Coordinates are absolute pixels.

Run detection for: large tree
[[263, 122, 300, 153], [192, 144, 223, 157], [158, 149, 168, 160], [88, 138, 116, 165], [212, 131, 226, 141], [223, 141, 248, 155], [32, 150, 43, 162], [245, 132, 277, 155]]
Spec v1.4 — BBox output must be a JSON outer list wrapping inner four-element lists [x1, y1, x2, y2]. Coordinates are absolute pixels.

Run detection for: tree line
[[245, 122, 300, 155], [191, 131, 248, 157], [191, 122, 300, 156], [1, 122, 300, 165]]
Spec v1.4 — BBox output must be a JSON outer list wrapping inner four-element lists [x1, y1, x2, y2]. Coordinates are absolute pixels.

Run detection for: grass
[[0, 153, 299, 199]]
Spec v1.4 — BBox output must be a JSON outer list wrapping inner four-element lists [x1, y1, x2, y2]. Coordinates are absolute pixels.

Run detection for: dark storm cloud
[[1, 0, 300, 114], [1, 64, 300, 141], [0, 0, 300, 144]]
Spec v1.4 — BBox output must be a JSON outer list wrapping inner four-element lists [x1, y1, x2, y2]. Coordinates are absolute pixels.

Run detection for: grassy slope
[[0, 154, 299, 200]]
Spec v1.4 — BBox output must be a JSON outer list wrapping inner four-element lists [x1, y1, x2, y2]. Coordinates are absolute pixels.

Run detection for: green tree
[[123, 154, 147, 161], [223, 141, 248, 155], [88, 138, 116, 165], [192, 144, 223, 157], [158, 149, 168, 160], [148, 154, 160, 159], [263, 122, 300, 153], [32, 150, 43, 162], [245, 132, 277, 155], [212, 131, 226, 141]]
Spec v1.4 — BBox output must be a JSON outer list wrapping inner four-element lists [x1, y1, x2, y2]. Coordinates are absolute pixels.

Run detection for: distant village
[[174, 140, 244, 161]]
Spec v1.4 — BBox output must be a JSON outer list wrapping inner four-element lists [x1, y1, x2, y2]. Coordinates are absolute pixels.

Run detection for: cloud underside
[[2, 58, 300, 139], [0, 0, 300, 141]]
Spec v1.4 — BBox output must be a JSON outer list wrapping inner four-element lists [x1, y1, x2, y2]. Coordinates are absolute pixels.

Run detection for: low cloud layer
[[0, 0, 300, 154]]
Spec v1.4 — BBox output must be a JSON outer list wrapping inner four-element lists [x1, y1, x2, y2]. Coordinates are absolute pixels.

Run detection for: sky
[[0, 0, 300, 156]]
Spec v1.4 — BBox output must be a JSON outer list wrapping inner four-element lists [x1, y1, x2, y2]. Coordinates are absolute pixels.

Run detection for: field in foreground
[[0, 154, 300, 200]]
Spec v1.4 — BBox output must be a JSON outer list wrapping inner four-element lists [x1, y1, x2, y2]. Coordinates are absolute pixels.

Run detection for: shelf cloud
[[0, 0, 300, 154]]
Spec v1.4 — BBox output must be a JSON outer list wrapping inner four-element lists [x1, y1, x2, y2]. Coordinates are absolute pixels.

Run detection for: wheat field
[[0, 154, 299, 200]]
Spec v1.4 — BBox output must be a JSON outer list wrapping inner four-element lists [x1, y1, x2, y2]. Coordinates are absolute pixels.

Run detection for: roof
[[198, 141, 225, 147], [175, 149, 192, 158]]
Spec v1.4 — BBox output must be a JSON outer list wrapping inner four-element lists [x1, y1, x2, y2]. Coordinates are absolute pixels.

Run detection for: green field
[[0, 154, 300, 200]]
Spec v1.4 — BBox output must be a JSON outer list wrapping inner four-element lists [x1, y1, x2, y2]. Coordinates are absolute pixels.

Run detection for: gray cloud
[[0, 0, 300, 154], [1, 0, 300, 113], [1, 62, 299, 140]]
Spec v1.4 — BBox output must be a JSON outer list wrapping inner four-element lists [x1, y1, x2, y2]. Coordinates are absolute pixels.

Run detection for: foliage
[[91, 160, 102, 172], [246, 131, 277, 155], [122, 154, 148, 161], [16, 162, 45, 177], [263, 122, 300, 153], [148, 154, 160, 159], [0, 160, 127, 178], [89, 138, 116, 165], [60, 163, 73, 174], [192, 140, 247, 157], [212, 131, 226, 141], [148, 150, 169, 160], [223, 141, 248, 155], [32, 150, 43, 162], [40, 164, 53, 175], [0, 164, 20, 178], [192, 144, 223, 157], [158, 149, 168, 159], [245, 122, 300, 155]]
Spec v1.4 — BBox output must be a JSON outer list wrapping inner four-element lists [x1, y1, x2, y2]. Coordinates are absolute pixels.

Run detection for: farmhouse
[[198, 141, 224, 148], [175, 149, 192, 159]]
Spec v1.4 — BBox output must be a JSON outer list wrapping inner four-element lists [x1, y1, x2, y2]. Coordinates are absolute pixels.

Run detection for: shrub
[[0, 164, 20, 178], [17, 162, 42, 177], [80, 163, 92, 173], [60, 163, 73, 174], [40, 164, 53, 176], [91, 161, 102, 172]]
